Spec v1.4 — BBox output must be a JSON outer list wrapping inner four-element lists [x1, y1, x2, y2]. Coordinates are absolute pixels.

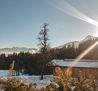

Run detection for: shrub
[[0, 78, 39, 91], [54, 67, 97, 91]]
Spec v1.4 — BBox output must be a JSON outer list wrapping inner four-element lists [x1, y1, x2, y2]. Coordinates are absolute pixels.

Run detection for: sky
[[0, 0, 98, 48]]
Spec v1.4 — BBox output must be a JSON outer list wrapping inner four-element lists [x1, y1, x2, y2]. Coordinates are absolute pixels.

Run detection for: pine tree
[[37, 23, 50, 80]]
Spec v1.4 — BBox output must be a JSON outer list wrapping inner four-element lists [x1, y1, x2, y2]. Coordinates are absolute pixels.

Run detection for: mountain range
[[0, 35, 98, 55], [57, 35, 98, 49], [0, 47, 37, 55]]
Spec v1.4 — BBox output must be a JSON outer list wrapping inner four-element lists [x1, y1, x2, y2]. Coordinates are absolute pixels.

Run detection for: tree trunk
[[41, 64, 45, 80]]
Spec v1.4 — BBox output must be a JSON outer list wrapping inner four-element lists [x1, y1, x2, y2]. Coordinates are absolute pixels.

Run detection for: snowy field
[[19, 75, 53, 88], [0, 70, 53, 89]]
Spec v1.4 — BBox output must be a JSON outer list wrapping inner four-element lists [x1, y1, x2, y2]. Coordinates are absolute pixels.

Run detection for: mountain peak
[[86, 35, 95, 38], [82, 35, 96, 43], [54, 35, 98, 49]]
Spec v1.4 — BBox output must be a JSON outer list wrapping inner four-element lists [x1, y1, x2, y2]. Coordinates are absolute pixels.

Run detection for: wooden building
[[50, 59, 98, 79]]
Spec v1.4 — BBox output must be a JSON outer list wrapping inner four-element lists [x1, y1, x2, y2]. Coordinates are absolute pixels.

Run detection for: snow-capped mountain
[[55, 35, 98, 49], [0, 47, 37, 55], [81, 35, 97, 43], [57, 41, 80, 49], [63, 41, 79, 48]]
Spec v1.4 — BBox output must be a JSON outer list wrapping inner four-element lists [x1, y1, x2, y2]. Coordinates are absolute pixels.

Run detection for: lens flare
[[93, 27, 98, 37], [50, 0, 98, 73], [51, 0, 98, 27], [75, 41, 98, 62], [66, 41, 98, 72]]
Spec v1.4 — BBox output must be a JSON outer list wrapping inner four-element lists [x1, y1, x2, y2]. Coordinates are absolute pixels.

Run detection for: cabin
[[50, 59, 98, 79]]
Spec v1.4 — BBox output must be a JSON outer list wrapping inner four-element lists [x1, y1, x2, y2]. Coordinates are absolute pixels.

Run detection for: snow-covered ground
[[20, 75, 53, 89], [0, 70, 8, 77], [0, 70, 53, 89]]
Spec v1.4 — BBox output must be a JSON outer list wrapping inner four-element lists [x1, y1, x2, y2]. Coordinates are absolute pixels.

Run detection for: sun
[[93, 26, 98, 37]]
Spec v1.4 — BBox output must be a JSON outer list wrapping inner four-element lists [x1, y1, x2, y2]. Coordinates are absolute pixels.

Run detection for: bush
[[0, 78, 39, 91], [54, 67, 97, 91]]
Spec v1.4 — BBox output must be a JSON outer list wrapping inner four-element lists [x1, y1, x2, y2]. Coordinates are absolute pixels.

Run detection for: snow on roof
[[51, 59, 98, 68], [63, 59, 98, 62]]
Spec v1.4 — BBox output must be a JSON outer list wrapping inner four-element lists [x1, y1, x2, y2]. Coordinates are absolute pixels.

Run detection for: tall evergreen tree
[[37, 23, 50, 80]]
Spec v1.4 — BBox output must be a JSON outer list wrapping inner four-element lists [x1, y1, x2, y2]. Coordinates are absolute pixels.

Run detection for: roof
[[63, 59, 98, 62], [50, 59, 98, 68]]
